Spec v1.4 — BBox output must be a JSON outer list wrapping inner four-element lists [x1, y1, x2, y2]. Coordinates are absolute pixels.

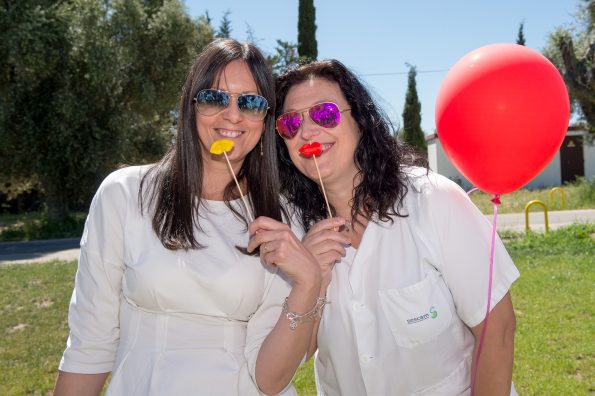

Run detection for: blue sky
[[185, 0, 578, 134]]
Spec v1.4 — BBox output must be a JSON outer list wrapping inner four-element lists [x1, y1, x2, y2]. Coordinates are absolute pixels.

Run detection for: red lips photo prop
[[299, 142, 322, 157]]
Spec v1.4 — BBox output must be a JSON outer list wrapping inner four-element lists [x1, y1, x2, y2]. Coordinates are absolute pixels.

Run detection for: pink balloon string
[[470, 194, 500, 395], [466, 187, 479, 195]]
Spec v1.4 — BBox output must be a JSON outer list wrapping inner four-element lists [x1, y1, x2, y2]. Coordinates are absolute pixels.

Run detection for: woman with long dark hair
[[275, 59, 519, 395], [54, 39, 321, 396]]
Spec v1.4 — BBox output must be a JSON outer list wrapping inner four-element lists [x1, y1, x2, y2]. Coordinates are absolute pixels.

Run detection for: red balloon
[[435, 43, 570, 195]]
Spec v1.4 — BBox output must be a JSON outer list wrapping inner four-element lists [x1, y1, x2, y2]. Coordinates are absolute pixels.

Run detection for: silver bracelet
[[282, 296, 329, 330]]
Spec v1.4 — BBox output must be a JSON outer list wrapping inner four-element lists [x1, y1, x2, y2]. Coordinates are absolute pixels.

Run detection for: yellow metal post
[[549, 187, 565, 210], [525, 200, 549, 233]]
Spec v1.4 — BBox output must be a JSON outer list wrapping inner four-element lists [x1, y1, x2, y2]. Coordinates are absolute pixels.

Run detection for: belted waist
[[119, 298, 248, 353]]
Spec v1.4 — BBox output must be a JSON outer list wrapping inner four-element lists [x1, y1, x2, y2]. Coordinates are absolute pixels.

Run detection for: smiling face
[[281, 77, 360, 189], [196, 59, 264, 168]]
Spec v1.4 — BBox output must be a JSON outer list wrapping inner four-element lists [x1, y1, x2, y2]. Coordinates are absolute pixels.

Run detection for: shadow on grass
[[0, 213, 85, 242]]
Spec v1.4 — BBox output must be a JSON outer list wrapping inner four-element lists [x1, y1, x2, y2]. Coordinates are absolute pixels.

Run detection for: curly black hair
[[275, 59, 427, 231]]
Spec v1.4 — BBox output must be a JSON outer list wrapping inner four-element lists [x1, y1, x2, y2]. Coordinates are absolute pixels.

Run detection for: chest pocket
[[378, 268, 453, 348]]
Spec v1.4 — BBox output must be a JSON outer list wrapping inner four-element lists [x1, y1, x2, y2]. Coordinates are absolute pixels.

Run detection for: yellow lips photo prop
[[209, 139, 235, 155]]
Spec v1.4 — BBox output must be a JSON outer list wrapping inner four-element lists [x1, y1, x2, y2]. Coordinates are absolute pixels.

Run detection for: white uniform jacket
[[314, 169, 520, 395]]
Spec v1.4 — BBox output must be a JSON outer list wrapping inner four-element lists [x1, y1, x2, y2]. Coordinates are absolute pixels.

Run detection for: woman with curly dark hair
[[275, 59, 519, 395]]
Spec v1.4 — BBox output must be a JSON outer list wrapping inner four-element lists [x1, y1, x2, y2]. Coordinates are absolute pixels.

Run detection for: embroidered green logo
[[430, 306, 438, 319]]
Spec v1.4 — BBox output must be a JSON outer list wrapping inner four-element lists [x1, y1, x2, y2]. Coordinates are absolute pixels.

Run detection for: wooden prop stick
[[222, 151, 254, 222], [209, 138, 254, 222], [312, 153, 333, 219], [299, 141, 333, 219]]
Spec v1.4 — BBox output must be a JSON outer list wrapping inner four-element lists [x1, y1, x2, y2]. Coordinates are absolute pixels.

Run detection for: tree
[[0, 0, 213, 220], [195, 14, 216, 55], [544, 0, 595, 135], [245, 23, 258, 44], [516, 21, 526, 45], [297, 0, 317, 60], [216, 9, 232, 38], [267, 40, 300, 77], [401, 65, 427, 156]]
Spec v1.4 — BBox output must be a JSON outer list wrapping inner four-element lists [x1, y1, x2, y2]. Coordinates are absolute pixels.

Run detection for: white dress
[[59, 166, 296, 396], [313, 169, 520, 395]]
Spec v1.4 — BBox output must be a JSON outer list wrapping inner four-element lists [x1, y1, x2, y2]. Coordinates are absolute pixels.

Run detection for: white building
[[426, 125, 595, 190]]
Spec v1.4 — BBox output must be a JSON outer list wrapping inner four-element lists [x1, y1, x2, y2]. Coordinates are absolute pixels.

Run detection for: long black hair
[[275, 59, 426, 231], [140, 39, 281, 250]]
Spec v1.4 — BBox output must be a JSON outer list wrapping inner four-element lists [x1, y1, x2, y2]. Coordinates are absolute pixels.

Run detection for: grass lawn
[[503, 224, 594, 395], [1, 224, 593, 395], [468, 177, 595, 214], [1, 261, 76, 395]]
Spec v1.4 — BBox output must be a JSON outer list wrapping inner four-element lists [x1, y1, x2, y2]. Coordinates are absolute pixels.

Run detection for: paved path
[[494, 209, 595, 232], [0, 238, 80, 265], [1, 209, 594, 265]]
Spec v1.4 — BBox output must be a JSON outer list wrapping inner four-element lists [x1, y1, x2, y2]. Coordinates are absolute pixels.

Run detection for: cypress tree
[[298, 0, 318, 60], [401, 65, 427, 156], [516, 21, 526, 45], [216, 10, 232, 38]]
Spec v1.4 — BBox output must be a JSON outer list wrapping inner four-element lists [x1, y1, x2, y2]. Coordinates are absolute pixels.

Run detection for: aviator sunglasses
[[276, 102, 351, 139], [193, 89, 269, 121]]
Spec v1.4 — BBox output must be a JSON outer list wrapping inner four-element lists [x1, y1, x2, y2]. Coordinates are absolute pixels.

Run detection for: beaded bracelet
[[282, 296, 329, 330]]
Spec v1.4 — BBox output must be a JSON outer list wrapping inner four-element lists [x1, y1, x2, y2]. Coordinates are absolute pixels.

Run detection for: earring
[[260, 136, 264, 156]]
